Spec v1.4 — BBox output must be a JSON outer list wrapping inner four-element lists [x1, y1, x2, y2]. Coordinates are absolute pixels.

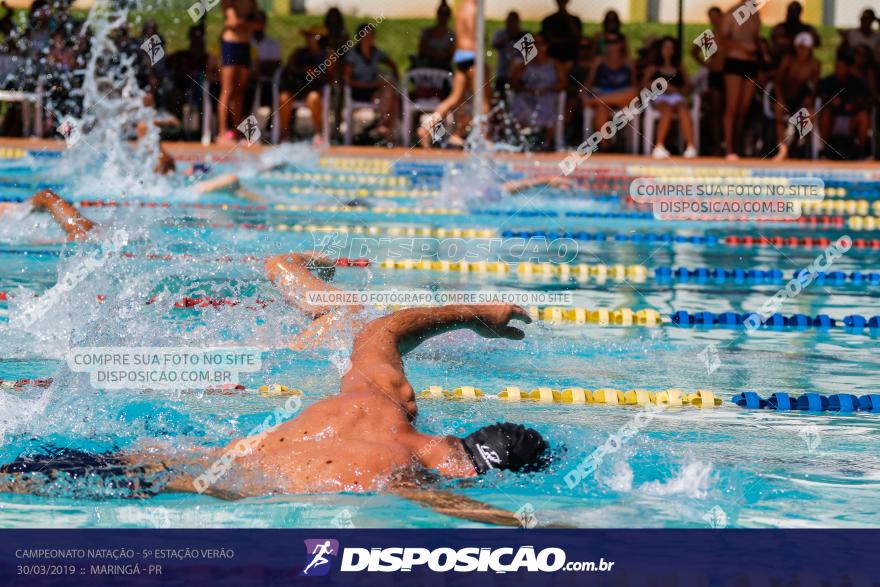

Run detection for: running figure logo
[[693, 29, 717, 60], [57, 116, 80, 147], [515, 33, 537, 65], [789, 108, 813, 138], [140, 34, 165, 65], [238, 114, 262, 145], [300, 539, 339, 577]]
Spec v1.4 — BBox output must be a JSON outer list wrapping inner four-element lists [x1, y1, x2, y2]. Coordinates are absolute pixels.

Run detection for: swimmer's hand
[[468, 304, 532, 340]]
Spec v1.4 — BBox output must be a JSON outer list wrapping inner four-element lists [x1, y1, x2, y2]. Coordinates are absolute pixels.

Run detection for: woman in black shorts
[[720, 2, 762, 160], [218, 0, 258, 144]]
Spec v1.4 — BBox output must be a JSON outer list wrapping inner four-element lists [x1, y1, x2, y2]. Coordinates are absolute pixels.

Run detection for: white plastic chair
[[641, 71, 703, 156], [506, 89, 567, 151], [269, 68, 331, 145], [342, 79, 401, 145], [400, 68, 451, 146], [0, 55, 44, 137]]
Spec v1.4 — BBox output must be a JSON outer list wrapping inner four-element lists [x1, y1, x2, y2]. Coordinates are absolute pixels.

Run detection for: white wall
[[832, 0, 880, 27], [659, 0, 880, 27]]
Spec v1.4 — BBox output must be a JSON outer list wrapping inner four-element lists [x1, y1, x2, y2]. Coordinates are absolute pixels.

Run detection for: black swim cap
[[461, 423, 550, 474]]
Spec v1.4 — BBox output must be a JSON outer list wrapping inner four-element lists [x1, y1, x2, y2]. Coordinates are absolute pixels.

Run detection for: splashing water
[[48, 0, 171, 198]]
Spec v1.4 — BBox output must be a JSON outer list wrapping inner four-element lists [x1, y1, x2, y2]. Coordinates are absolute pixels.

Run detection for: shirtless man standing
[[418, 0, 489, 148]]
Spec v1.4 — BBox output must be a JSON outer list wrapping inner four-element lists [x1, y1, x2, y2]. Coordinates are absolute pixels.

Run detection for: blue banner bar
[[1, 529, 879, 586]]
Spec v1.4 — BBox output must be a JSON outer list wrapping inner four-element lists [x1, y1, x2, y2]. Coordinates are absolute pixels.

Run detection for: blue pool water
[[0, 147, 879, 528]]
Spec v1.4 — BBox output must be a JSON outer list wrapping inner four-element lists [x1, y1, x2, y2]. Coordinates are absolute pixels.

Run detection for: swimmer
[[503, 176, 574, 194], [0, 253, 552, 525], [0, 303, 547, 524], [0, 189, 96, 241], [190, 158, 287, 198]]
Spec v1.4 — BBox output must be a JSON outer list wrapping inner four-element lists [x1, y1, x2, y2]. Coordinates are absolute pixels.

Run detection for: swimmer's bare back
[[455, 0, 478, 51], [157, 303, 534, 524]]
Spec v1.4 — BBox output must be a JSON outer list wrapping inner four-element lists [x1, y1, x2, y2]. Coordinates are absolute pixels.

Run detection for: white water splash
[[46, 0, 172, 198], [639, 461, 716, 499]]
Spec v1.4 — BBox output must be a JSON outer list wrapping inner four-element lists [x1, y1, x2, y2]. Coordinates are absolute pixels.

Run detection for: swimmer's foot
[[772, 143, 788, 162], [447, 134, 466, 149]]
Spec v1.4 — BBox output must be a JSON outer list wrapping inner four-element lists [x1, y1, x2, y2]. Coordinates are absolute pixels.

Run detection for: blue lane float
[[733, 392, 877, 412], [670, 311, 879, 332], [500, 230, 720, 245], [656, 267, 880, 285]]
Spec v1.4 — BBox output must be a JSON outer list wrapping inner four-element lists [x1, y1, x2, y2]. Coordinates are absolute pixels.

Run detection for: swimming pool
[[1, 146, 878, 529]]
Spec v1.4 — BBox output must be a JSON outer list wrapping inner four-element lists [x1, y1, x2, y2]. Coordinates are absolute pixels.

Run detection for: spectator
[[141, 21, 164, 50], [25, 2, 52, 60], [492, 11, 523, 93], [570, 36, 596, 86], [323, 6, 350, 140], [417, 1, 455, 70], [509, 34, 565, 149], [849, 45, 878, 145], [634, 34, 658, 84], [165, 24, 217, 121], [343, 23, 399, 144], [47, 30, 75, 72], [582, 33, 636, 151], [244, 11, 282, 127], [770, 1, 820, 60], [595, 10, 629, 57], [540, 0, 582, 65], [772, 32, 820, 160], [818, 52, 871, 158], [644, 37, 696, 159], [691, 7, 725, 155], [139, 21, 167, 106], [720, 0, 761, 160], [842, 9, 880, 65], [278, 26, 329, 144], [251, 11, 281, 77], [324, 7, 349, 53], [218, 0, 259, 144], [850, 45, 878, 96]]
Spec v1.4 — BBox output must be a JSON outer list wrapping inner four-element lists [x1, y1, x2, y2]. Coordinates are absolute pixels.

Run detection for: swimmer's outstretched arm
[[30, 189, 95, 241], [392, 488, 573, 528], [341, 304, 531, 405], [192, 173, 241, 194], [264, 252, 351, 319], [504, 176, 574, 194]]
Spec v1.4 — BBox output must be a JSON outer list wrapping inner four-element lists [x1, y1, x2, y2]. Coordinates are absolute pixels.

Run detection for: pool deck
[[1, 137, 879, 173]]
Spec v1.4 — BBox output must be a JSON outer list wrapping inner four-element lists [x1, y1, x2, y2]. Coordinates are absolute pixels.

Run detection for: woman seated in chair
[[343, 23, 400, 145], [642, 36, 697, 159], [581, 33, 636, 152], [509, 34, 565, 151], [416, 1, 456, 71], [279, 26, 329, 144]]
